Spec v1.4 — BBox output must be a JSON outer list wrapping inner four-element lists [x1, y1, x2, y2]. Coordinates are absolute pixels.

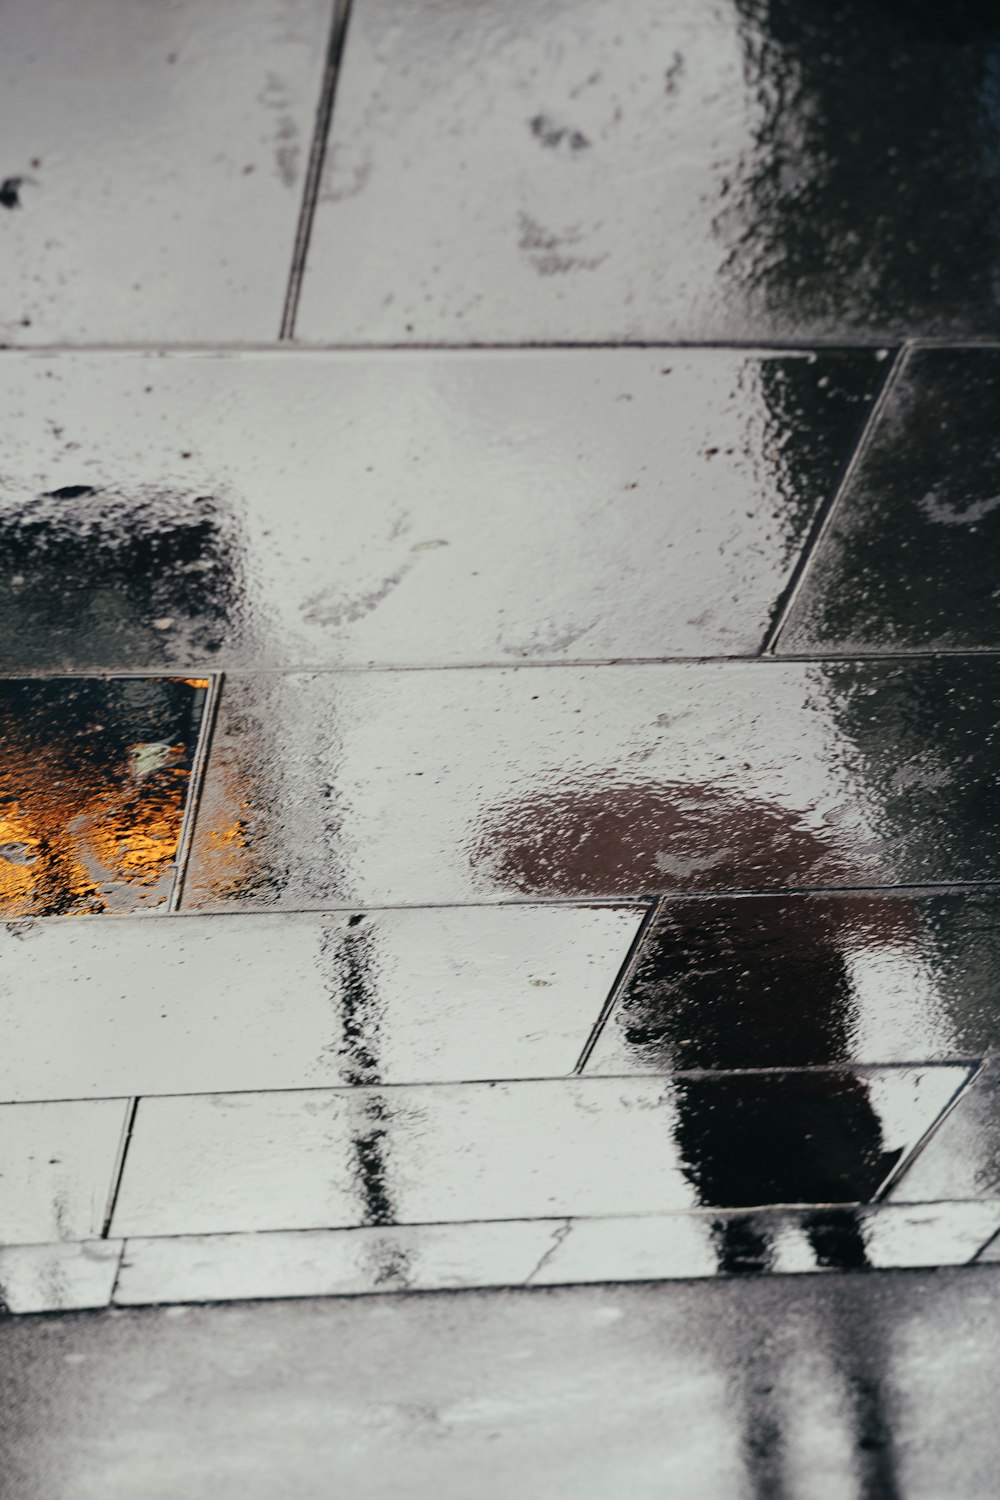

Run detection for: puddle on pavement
[[0, 677, 207, 915]]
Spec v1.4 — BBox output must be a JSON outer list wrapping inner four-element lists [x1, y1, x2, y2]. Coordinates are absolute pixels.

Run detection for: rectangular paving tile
[[0, 677, 207, 916], [0, 1099, 129, 1244], [113, 1202, 1000, 1306], [110, 1069, 965, 1238], [0, 350, 878, 669], [184, 660, 1000, 908], [0, 0, 331, 342], [530, 1203, 1000, 1285], [298, 0, 1000, 342], [115, 1222, 558, 1306], [974, 1229, 1000, 1262], [0, 905, 642, 1100], [586, 889, 1000, 1074], [886, 1061, 1000, 1205], [780, 349, 1000, 652], [0, 1241, 122, 1314]]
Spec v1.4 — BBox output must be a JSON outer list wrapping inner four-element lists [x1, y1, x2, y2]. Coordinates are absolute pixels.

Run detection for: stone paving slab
[[183, 660, 1000, 908], [0, 349, 879, 668], [299, 0, 1000, 343], [0, 0, 331, 344]]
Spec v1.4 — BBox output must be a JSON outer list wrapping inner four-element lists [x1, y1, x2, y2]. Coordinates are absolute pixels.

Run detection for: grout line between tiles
[[970, 1224, 1000, 1264], [170, 674, 224, 912], [4, 649, 1000, 678], [103, 1264, 1000, 1314], [874, 1060, 986, 1204], [574, 899, 661, 1073], [109, 1196, 1000, 1245], [760, 343, 910, 654], [0, 339, 942, 355], [6, 1060, 983, 1112], [278, 0, 356, 340], [106, 1240, 127, 1305], [0, 340, 996, 360], [101, 1098, 140, 1239], [11, 879, 1000, 926]]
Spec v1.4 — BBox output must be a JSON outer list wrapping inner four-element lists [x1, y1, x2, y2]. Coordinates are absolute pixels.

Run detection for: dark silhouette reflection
[[675, 1074, 901, 1275], [473, 778, 906, 1270], [0, 483, 246, 667], [731, 1271, 902, 1500], [612, 894, 911, 1071], [320, 916, 408, 1277], [724, 0, 1000, 335]]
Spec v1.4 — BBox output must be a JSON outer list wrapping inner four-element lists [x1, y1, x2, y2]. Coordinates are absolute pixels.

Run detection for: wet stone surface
[[587, 889, 1000, 1073], [0, 905, 643, 1099], [109, 1068, 965, 1239], [7, 1272, 1000, 1500], [0, 350, 879, 668], [108, 1201, 1000, 1308], [0, 1097, 129, 1244], [781, 347, 1000, 651], [300, 0, 1000, 343], [886, 1059, 1000, 1205], [184, 660, 1000, 909], [0, 677, 206, 916], [0, 0, 331, 342]]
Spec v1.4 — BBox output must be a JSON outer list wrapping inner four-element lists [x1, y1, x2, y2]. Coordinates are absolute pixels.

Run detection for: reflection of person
[[472, 778, 911, 1271]]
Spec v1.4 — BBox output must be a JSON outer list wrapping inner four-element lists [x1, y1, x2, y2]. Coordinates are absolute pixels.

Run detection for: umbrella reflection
[[473, 776, 906, 1269]]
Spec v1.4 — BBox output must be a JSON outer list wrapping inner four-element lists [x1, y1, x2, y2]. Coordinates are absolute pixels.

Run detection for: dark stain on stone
[[0, 178, 24, 210], [44, 485, 97, 501], [664, 52, 685, 94], [529, 114, 591, 151]]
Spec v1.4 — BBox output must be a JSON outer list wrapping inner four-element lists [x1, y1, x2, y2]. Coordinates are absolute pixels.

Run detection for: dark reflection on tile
[[589, 889, 1000, 1073], [820, 658, 1000, 888], [782, 349, 1000, 651], [672, 1072, 906, 1276], [325, 919, 398, 1227], [300, 0, 1000, 342], [721, 0, 1000, 340], [592, 896, 874, 1074], [0, 484, 247, 669], [184, 661, 1000, 909], [0, 677, 206, 915]]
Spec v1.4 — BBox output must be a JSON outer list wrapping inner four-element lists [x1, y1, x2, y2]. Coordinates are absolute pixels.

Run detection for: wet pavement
[[4, 1273, 1000, 1499], [4, 0, 1000, 1492]]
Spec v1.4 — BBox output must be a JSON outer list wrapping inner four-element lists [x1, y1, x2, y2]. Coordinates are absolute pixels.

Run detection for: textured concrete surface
[[3, 1271, 1000, 1499]]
